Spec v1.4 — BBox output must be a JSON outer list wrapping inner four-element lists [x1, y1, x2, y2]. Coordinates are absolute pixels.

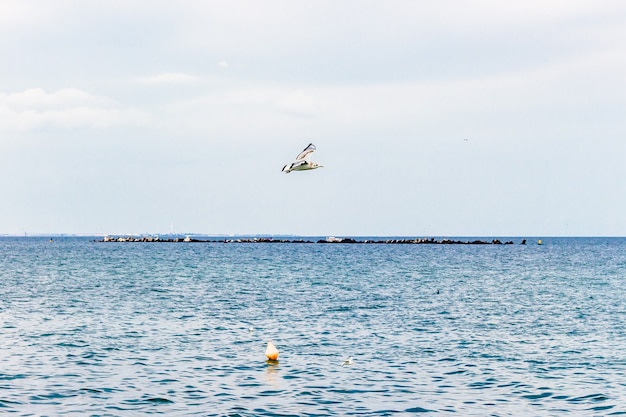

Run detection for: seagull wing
[[289, 160, 309, 170], [295, 143, 316, 161]]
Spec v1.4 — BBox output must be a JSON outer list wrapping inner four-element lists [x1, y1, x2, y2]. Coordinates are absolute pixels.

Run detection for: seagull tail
[[282, 164, 291, 173]]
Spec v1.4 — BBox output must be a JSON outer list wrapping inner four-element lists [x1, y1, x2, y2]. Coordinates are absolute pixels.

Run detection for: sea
[[1, 236, 625, 416]]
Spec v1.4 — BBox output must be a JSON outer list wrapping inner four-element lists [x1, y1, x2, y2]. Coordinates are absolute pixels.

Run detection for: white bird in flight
[[282, 143, 323, 173]]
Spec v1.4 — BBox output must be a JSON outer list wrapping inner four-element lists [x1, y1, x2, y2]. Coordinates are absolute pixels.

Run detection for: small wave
[[0, 399, 23, 408], [568, 393, 609, 403], [405, 406, 434, 413], [258, 389, 282, 396], [590, 404, 614, 412], [145, 397, 174, 404], [80, 388, 103, 394], [57, 341, 89, 348], [155, 378, 179, 384], [329, 388, 387, 394], [444, 369, 466, 375], [368, 409, 404, 415], [523, 391, 553, 400], [259, 408, 303, 417], [122, 396, 175, 405], [30, 392, 78, 402], [326, 306, 352, 312], [102, 346, 121, 352], [0, 373, 27, 381], [467, 380, 496, 390]]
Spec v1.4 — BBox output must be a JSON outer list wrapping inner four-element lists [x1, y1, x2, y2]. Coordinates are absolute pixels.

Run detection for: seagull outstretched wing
[[295, 143, 316, 161]]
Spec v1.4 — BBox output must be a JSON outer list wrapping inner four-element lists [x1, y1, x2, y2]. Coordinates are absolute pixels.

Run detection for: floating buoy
[[538, 240, 542, 245], [265, 341, 279, 361]]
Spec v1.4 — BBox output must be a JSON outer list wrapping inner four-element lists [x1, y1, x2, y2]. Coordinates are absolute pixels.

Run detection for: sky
[[1, 0, 625, 237]]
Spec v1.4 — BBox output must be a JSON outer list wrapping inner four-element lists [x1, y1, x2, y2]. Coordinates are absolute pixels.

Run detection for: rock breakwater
[[99, 236, 525, 245]]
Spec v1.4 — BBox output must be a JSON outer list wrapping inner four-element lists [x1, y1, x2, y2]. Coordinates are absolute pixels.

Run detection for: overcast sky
[[1, 1, 625, 236]]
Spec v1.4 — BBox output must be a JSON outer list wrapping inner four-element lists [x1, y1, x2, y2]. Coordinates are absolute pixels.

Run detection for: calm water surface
[[1, 237, 625, 416]]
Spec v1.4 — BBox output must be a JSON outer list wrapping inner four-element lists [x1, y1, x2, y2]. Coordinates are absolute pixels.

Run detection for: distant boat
[[282, 143, 323, 173]]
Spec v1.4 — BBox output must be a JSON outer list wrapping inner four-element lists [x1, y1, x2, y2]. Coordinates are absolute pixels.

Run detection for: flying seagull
[[282, 143, 323, 173]]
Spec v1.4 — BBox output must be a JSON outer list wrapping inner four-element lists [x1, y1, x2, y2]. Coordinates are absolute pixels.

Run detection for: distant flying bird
[[282, 143, 323, 173]]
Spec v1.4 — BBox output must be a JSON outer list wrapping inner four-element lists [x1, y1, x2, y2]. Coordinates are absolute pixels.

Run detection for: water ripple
[[1, 237, 626, 415]]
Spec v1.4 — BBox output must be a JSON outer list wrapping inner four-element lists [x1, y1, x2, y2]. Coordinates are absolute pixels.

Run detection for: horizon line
[[2, 233, 626, 239]]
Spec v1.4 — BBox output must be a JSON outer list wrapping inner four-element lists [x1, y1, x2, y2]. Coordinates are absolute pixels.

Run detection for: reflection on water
[[264, 361, 280, 388]]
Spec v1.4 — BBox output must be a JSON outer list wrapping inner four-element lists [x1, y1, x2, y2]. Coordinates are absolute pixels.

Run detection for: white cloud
[[174, 1, 625, 57], [137, 72, 203, 85], [0, 88, 150, 131], [2, 88, 113, 110]]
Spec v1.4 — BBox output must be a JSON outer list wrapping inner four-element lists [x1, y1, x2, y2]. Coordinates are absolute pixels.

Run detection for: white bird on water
[[282, 143, 323, 173], [341, 356, 353, 366]]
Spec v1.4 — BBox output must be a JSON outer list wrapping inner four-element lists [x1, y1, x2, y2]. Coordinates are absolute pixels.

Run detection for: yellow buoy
[[538, 240, 542, 245], [265, 341, 279, 361]]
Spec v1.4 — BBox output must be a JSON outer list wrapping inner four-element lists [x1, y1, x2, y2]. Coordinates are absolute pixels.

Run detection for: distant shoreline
[[98, 236, 528, 245]]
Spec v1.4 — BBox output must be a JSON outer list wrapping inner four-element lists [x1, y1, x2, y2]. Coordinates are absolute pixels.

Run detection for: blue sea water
[[1, 236, 625, 416]]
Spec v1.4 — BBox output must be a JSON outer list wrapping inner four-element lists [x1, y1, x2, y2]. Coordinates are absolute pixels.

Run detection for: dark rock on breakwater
[[99, 236, 524, 245]]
